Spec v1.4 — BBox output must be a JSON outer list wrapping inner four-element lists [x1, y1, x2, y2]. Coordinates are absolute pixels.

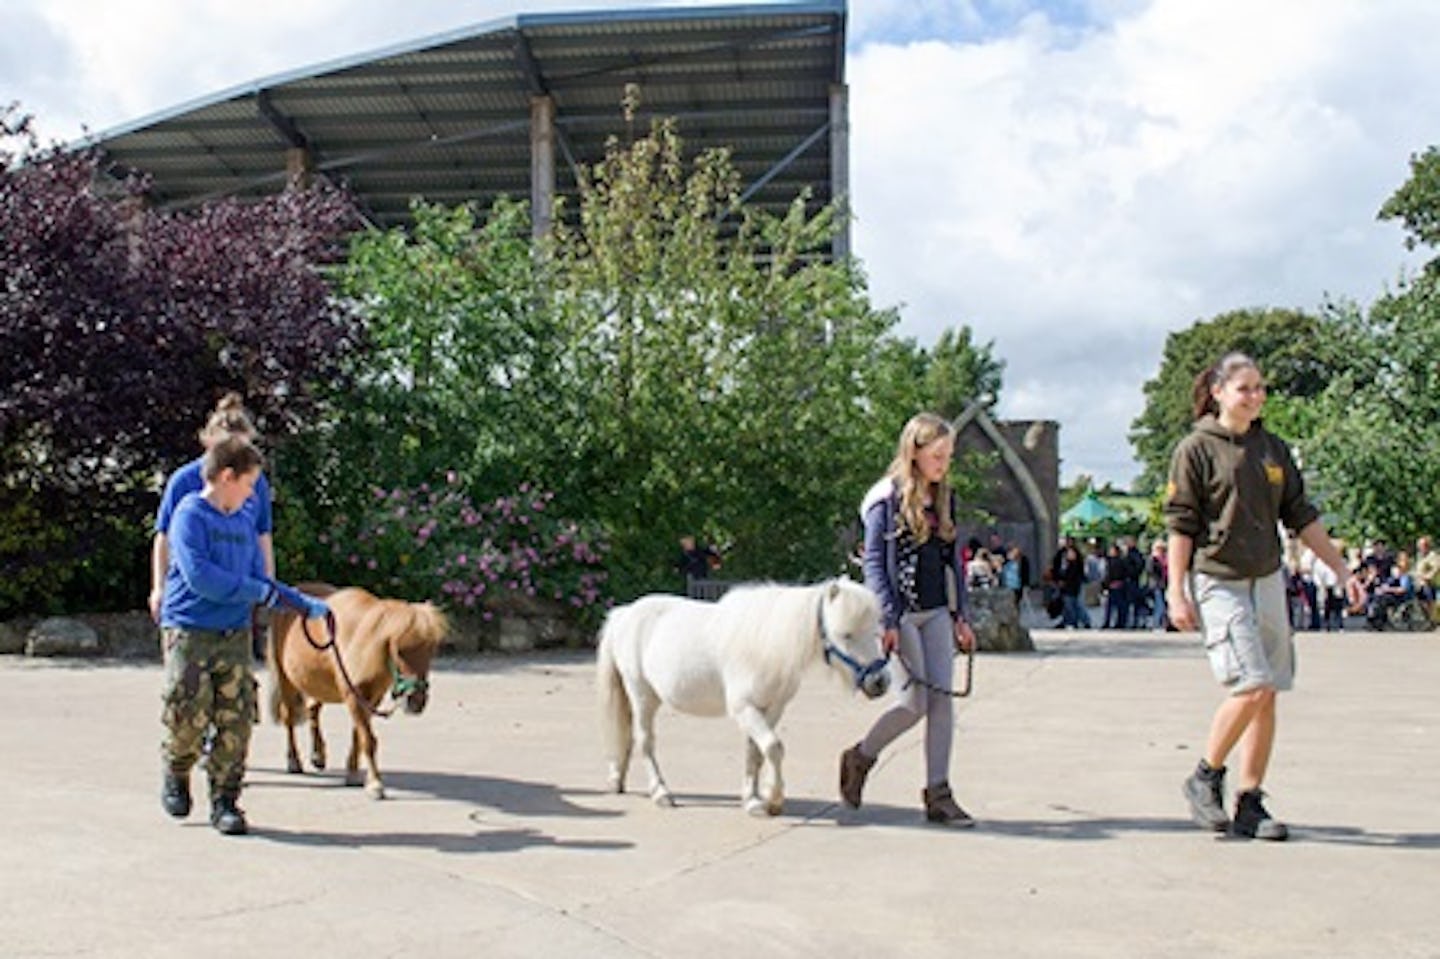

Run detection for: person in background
[[1001, 545, 1025, 610], [1366, 551, 1415, 629], [675, 535, 721, 591], [1311, 542, 1346, 631], [1166, 352, 1355, 841], [1147, 540, 1169, 630], [1413, 535, 1439, 607], [1056, 542, 1091, 629]]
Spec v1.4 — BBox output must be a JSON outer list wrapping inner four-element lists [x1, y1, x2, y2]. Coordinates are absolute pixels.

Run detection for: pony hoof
[[765, 800, 784, 817], [651, 790, 677, 808], [286, 757, 303, 774], [607, 777, 625, 794], [743, 798, 769, 818], [311, 754, 326, 771], [366, 782, 386, 800]]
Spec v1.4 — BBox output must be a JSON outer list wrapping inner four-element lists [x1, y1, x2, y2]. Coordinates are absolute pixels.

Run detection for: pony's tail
[[596, 612, 633, 792]]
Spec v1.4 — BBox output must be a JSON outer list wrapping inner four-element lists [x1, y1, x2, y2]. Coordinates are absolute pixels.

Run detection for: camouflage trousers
[[160, 627, 257, 800]]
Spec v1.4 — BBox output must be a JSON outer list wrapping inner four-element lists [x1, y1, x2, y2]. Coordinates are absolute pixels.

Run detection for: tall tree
[[1378, 145, 1440, 276], [1299, 287, 1440, 544], [543, 114, 900, 594], [0, 104, 360, 614], [1301, 148, 1440, 542]]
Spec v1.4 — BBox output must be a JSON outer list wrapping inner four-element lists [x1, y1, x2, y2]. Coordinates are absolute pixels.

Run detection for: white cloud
[[850, 0, 1435, 484]]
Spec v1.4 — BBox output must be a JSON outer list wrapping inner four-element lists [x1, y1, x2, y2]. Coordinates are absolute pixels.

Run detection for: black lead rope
[[295, 606, 396, 719], [894, 644, 975, 698]]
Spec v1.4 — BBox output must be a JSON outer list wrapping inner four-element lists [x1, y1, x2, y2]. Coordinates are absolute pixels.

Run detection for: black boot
[[210, 795, 248, 836], [1232, 788, 1288, 841], [161, 770, 192, 819]]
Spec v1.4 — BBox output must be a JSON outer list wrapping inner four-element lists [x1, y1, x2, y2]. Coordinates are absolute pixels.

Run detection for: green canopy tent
[[1060, 490, 1144, 539]]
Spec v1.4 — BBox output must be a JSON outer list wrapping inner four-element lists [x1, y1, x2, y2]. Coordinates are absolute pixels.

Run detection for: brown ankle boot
[[839, 744, 876, 808], [922, 782, 974, 827]]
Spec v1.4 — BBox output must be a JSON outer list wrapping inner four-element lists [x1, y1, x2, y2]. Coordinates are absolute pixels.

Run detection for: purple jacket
[[860, 477, 969, 630]]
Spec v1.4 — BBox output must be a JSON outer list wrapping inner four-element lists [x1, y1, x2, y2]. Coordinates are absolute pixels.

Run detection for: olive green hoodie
[[1163, 415, 1319, 580]]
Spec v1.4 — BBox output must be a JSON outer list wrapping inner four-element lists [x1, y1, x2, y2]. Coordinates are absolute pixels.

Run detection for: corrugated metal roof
[[85, 0, 846, 230]]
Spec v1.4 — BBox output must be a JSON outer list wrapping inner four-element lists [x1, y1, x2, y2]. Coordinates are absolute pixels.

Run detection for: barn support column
[[285, 147, 313, 190], [829, 82, 851, 261], [530, 94, 556, 239]]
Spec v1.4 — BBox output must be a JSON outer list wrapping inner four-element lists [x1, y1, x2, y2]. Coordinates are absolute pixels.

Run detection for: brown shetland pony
[[268, 584, 448, 799]]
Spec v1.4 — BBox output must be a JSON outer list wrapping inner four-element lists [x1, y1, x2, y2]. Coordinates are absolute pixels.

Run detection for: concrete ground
[[2, 627, 1437, 958]]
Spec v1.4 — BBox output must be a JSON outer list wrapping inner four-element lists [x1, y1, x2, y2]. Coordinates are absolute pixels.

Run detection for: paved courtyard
[[2, 627, 1437, 958]]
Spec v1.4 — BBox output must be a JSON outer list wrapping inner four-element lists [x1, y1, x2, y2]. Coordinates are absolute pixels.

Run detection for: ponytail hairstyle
[[198, 392, 257, 447], [886, 412, 957, 545], [1190, 351, 1259, 421]]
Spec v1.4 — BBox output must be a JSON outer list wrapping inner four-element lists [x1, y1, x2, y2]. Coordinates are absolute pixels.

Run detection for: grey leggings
[[860, 607, 955, 786]]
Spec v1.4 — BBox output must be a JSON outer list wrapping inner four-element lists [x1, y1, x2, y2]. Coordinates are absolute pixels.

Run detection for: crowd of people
[[1284, 535, 1439, 631], [1031, 530, 1440, 634], [1038, 534, 1170, 630]]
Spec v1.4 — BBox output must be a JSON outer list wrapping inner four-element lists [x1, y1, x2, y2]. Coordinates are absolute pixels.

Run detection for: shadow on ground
[[248, 766, 623, 820], [254, 822, 633, 855]]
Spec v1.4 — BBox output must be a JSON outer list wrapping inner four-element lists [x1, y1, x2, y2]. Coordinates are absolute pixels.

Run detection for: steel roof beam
[[256, 91, 310, 149]]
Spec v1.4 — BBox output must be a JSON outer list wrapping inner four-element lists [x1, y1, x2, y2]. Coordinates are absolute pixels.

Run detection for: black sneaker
[[161, 770, 192, 819], [1182, 762, 1230, 832], [1232, 788, 1288, 841], [210, 795, 248, 836]]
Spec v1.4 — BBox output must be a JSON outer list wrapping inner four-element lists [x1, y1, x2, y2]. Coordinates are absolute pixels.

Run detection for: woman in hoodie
[[1166, 352, 1355, 840], [839, 412, 977, 826]]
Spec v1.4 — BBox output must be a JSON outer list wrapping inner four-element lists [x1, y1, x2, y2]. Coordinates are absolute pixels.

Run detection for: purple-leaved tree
[[1, 103, 362, 614]]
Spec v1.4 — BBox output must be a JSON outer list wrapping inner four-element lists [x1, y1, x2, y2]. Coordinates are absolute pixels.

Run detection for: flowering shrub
[[321, 474, 611, 624]]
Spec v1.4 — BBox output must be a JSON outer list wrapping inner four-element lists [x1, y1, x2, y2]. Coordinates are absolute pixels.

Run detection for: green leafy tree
[[289, 105, 1007, 605], [1378, 146, 1440, 275], [1287, 147, 1440, 544], [278, 198, 547, 569], [1128, 308, 1341, 493], [924, 327, 1004, 421], [1300, 285, 1440, 545], [542, 114, 904, 595]]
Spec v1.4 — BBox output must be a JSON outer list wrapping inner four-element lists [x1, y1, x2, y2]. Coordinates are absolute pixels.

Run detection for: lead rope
[[894, 642, 975, 698], [296, 608, 396, 719]]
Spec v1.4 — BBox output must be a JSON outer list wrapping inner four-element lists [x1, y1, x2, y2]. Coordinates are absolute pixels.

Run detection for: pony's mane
[[357, 598, 449, 653], [713, 581, 831, 681]]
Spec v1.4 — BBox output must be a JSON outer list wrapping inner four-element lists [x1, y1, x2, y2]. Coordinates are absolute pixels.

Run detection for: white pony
[[597, 578, 890, 816]]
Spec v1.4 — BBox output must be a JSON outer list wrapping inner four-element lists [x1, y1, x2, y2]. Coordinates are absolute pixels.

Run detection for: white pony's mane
[[712, 578, 873, 685]]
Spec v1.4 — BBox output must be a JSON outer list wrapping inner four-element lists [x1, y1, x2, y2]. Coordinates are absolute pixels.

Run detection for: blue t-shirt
[[160, 493, 272, 631], [156, 457, 272, 536]]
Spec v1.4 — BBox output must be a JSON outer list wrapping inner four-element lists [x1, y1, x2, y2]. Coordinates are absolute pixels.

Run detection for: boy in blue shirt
[[159, 435, 328, 835]]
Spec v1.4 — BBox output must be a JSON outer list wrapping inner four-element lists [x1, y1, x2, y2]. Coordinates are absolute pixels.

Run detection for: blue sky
[[5, 0, 1436, 486]]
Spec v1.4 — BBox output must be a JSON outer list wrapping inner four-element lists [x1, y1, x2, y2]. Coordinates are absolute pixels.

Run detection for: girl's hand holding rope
[[953, 618, 975, 654]]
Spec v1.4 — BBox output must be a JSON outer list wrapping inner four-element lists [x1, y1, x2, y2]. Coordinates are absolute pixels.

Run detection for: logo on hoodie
[[1264, 461, 1284, 486]]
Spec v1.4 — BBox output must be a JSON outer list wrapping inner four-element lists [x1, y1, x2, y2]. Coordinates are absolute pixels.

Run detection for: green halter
[[389, 656, 427, 699]]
